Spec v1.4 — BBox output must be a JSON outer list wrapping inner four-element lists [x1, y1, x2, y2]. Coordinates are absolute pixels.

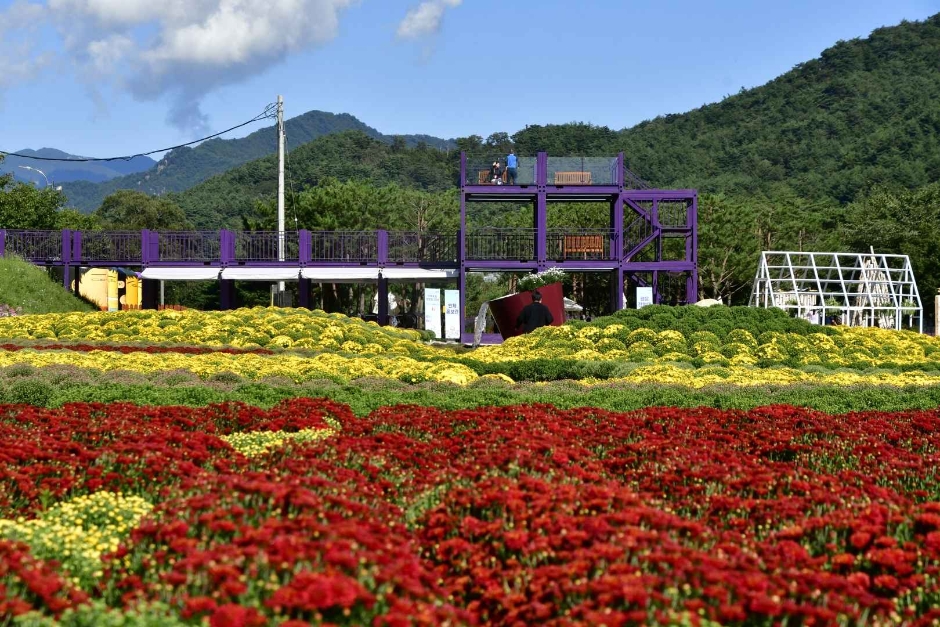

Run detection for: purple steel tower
[[459, 151, 697, 343]]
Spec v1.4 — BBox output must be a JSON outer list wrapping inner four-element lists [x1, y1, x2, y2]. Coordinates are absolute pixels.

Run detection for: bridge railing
[[156, 231, 221, 263], [309, 231, 377, 263], [387, 231, 457, 264], [234, 231, 300, 263], [75, 231, 141, 264], [465, 228, 536, 261], [0, 230, 66, 263]]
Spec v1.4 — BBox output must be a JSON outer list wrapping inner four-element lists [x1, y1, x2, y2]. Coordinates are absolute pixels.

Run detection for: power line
[[0, 103, 278, 163]]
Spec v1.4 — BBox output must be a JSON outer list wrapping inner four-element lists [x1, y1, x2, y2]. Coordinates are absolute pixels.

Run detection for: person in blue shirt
[[506, 150, 518, 185]]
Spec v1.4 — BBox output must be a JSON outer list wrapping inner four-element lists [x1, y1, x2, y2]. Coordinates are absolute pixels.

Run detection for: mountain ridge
[[1, 148, 155, 185], [61, 110, 455, 211]]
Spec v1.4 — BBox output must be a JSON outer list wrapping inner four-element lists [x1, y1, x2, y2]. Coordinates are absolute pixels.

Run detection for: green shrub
[[7, 380, 52, 406]]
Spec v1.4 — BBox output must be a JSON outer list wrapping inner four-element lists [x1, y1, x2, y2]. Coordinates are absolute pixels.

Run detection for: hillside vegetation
[[0, 258, 95, 314]]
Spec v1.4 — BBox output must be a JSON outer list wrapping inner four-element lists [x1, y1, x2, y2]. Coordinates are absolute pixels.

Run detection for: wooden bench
[[477, 170, 508, 185], [554, 171, 592, 185], [563, 235, 605, 257]]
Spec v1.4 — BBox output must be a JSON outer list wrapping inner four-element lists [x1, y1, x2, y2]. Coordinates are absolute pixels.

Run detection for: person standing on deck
[[506, 150, 518, 185], [516, 291, 554, 333]]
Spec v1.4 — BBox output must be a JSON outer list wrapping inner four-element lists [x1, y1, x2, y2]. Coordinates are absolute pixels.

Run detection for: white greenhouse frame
[[749, 251, 923, 333]]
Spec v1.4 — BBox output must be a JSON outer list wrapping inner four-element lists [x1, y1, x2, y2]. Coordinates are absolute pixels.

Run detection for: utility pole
[[277, 94, 286, 295]]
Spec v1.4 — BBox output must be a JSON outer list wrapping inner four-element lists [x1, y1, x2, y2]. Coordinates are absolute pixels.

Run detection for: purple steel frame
[[458, 150, 697, 343], [0, 152, 696, 336]]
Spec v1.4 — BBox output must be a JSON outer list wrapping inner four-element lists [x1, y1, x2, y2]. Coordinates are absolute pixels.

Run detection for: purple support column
[[220, 279, 235, 310], [535, 152, 547, 269], [610, 268, 624, 313], [299, 278, 312, 309], [141, 230, 150, 265], [457, 232, 466, 342], [611, 196, 624, 311], [141, 230, 159, 265], [141, 279, 158, 310], [61, 229, 71, 288], [299, 230, 312, 265], [72, 231, 83, 266], [377, 275, 389, 326], [0, 230, 5, 258], [220, 230, 235, 266], [377, 230, 388, 265]]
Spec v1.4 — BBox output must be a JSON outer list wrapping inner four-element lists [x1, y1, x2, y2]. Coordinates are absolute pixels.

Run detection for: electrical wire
[[0, 103, 278, 163]]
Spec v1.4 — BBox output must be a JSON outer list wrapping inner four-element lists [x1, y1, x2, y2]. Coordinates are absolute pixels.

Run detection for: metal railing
[[157, 231, 221, 262], [464, 157, 537, 186], [659, 200, 690, 227], [546, 228, 615, 261], [465, 228, 536, 261], [546, 157, 617, 186], [234, 231, 300, 262], [77, 231, 141, 263], [309, 231, 377, 262], [387, 231, 457, 264], [2, 230, 64, 263]]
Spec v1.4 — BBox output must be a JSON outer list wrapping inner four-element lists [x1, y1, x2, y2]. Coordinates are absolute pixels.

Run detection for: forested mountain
[[513, 15, 940, 202], [1, 148, 154, 184], [62, 110, 455, 212]]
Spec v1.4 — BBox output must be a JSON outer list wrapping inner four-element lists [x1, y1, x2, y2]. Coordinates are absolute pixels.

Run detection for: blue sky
[[0, 0, 937, 159]]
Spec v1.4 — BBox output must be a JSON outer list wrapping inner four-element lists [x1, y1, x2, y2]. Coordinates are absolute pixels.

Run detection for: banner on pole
[[444, 290, 460, 339], [424, 289, 442, 339], [636, 286, 654, 309]]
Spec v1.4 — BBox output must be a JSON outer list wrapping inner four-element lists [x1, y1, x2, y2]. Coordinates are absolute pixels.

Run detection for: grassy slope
[[0, 258, 95, 314]]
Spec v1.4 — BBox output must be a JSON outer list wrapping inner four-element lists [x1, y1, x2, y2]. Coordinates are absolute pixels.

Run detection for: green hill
[[0, 257, 95, 314], [63, 110, 455, 212]]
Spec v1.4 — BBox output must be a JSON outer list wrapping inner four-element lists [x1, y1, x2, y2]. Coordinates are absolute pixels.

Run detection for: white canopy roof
[[564, 297, 583, 312], [140, 267, 220, 281], [381, 267, 458, 282], [220, 267, 299, 281], [301, 267, 380, 282]]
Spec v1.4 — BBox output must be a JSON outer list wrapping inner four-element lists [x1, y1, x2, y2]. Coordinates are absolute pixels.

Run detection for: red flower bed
[[3, 401, 940, 625], [0, 342, 274, 356]]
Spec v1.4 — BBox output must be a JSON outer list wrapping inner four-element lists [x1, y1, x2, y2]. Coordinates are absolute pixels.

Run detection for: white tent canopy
[[381, 268, 458, 282], [140, 267, 220, 281], [749, 251, 923, 332], [564, 297, 583, 312], [300, 267, 380, 282], [220, 268, 299, 281]]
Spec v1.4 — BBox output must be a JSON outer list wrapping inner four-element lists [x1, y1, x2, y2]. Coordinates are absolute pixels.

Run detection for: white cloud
[[397, 0, 461, 39], [0, 0, 358, 131]]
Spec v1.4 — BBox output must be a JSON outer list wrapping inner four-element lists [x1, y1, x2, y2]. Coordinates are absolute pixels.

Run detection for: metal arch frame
[[749, 251, 923, 332]]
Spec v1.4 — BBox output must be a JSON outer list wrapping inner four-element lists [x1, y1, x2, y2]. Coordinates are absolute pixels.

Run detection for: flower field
[[3, 400, 940, 625], [3, 306, 940, 624]]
